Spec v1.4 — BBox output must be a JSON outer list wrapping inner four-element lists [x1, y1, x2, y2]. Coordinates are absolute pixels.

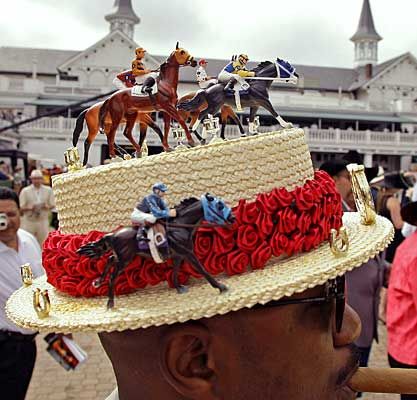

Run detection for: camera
[[0, 213, 8, 231]]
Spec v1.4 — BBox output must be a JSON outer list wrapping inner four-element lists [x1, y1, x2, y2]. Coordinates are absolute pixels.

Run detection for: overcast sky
[[1, 0, 416, 68]]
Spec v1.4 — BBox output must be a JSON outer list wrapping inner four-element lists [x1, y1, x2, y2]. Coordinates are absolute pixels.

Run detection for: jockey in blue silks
[[131, 182, 176, 243], [218, 54, 255, 111]]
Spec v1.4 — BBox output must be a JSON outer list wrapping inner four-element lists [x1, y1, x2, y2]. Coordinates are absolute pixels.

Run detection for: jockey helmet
[[135, 47, 146, 57], [199, 59, 208, 66], [238, 54, 249, 64], [152, 182, 168, 193]]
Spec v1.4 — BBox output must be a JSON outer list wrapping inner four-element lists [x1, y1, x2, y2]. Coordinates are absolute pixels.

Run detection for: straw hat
[[6, 129, 394, 333]]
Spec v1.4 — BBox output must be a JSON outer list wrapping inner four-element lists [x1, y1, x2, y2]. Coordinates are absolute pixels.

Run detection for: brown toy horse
[[99, 43, 197, 153], [72, 101, 163, 165], [177, 92, 245, 142]]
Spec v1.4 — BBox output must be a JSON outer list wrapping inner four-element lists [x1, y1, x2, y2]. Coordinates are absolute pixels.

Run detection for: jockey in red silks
[[196, 59, 217, 90]]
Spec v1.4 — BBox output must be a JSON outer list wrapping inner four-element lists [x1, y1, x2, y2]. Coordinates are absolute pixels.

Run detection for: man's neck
[[1, 236, 18, 252], [33, 184, 41, 189]]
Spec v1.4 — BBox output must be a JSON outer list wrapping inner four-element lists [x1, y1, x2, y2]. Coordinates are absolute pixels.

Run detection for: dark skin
[[99, 282, 362, 400]]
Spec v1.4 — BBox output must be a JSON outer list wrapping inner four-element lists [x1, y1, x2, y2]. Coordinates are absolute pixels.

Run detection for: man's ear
[[159, 323, 218, 399]]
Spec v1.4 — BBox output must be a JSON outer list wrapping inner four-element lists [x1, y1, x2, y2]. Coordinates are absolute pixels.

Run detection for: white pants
[[217, 71, 248, 90], [131, 209, 156, 225]]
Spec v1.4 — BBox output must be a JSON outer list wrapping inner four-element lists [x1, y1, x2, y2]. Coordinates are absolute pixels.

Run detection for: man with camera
[[0, 187, 44, 399]]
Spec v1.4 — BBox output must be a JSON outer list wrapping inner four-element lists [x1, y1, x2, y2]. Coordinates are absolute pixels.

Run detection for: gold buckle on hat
[[330, 226, 349, 256], [347, 163, 376, 225], [33, 289, 51, 319], [20, 263, 33, 286]]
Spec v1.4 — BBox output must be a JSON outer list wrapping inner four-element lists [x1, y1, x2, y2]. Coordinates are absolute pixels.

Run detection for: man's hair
[[319, 160, 349, 178], [0, 187, 19, 208]]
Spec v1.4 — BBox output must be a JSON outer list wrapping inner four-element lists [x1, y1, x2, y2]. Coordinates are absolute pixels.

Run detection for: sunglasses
[[253, 276, 346, 333]]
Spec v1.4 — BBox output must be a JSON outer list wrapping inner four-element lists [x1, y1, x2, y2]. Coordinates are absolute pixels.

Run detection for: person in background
[[320, 160, 387, 394], [387, 199, 417, 400], [0, 187, 43, 400], [19, 169, 55, 245], [402, 172, 417, 238]]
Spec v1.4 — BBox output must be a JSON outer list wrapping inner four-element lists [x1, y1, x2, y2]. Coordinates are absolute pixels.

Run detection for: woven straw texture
[[53, 128, 313, 234], [6, 213, 393, 333]]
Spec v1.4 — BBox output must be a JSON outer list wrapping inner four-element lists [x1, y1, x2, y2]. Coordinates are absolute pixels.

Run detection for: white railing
[[17, 117, 417, 153]]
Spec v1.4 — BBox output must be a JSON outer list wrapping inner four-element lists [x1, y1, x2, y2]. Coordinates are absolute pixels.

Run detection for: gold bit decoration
[[64, 147, 83, 173], [20, 263, 33, 286], [330, 226, 349, 256], [347, 163, 376, 225], [33, 288, 51, 319]]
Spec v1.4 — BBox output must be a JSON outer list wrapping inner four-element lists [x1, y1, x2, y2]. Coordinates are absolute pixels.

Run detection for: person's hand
[[169, 209, 177, 217]]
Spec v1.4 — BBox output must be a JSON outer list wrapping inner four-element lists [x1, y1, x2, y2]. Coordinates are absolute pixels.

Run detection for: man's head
[[320, 160, 353, 205], [30, 169, 43, 188], [152, 182, 168, 197], [199, 59, 208, 67], [99, 280, 361, 400], [0, 187, 20, 244]]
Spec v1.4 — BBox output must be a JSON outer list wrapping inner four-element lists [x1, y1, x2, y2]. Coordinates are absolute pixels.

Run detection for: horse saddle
[[131, 85, 158, 97], [137, 223, 168, 263], [225, 85, 250, 97]]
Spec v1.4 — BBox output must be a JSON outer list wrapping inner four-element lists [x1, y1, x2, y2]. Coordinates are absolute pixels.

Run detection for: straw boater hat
[[6, 128, 394, 332]]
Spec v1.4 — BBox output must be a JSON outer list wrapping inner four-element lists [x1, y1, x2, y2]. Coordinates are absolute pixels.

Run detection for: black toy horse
[[77, 194, 234, 308], [178, 58, 298, 137]]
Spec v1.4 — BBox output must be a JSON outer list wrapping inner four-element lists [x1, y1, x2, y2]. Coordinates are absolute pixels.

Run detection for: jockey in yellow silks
[[218, 54, 255, 111]]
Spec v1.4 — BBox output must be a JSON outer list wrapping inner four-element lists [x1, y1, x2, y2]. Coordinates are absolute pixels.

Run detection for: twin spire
[[105, 0, 140, 39], [350, 0, 382, 67]]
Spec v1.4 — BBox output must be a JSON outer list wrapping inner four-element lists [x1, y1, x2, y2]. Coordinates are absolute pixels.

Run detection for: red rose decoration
[[140, 259, 165, 286], [113, 274, 134, 295], [226, 250, 249, 275], [256, 192, 277, 214], [193, 230, 213, 259], [256, 211, 274, 239], [295, 186, 316, 211], [276, 207, 297, 234], [182, 261, 203, 278], [60, 275, 83, 296], [204, 253, 227, 275], [270, 231, 288, 257], [237, 224, 261, 253], [251, 242, 272, 270], [242, 201, 260, 224], [212, 230, 235, 254], [297, 212, 312, 234], [271, 187, 294, 209], [124, 257, 147, 289], [290, 230, 304, 255], [165, 269, 189, 288]]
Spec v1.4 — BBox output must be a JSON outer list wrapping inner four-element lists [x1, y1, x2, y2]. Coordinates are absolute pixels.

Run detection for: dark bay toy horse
[[77, 195, 234, 308], [98, 43, 198, 154], [178, 58, 299, 135]]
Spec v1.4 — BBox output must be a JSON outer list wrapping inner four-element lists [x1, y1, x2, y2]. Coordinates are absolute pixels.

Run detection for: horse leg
[[106, 259, 126, 309], [172, 256, 188, 294], [164, 105, 196, 147], [172, 242, 227, 292], [248, 106, 259, 135], [227, 106, 245, 136], [188, 112, 205, 144], [122, 113, 141, 156], [162, 112, 173, 151], [258, 98, 293, 129], [92, 255, 115, 288], [146, 119, 164, 148], [108, 114, 123, 159]]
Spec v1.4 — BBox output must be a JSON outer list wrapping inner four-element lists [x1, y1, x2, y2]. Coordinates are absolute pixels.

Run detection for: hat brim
[[6, 213, 393, 333]]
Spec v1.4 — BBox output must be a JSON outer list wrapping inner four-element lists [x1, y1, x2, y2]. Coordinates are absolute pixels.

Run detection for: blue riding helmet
[[201, 194, 232, 225], [152, 182, 168, 193]]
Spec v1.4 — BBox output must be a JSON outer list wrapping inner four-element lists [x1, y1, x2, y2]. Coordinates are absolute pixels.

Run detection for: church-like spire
[[105, 0, 140, 39], [350, 0, 382, 67]]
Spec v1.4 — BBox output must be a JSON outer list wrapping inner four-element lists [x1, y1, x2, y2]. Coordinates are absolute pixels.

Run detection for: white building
[[0, 0, 416, 168]]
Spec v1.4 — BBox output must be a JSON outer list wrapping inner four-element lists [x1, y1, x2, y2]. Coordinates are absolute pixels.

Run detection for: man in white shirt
[[19, 169, 55, 245], [0, 187, 44, 400], [196, 59, 217, 89]]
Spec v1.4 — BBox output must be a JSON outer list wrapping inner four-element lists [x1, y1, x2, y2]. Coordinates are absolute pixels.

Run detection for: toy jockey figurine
[[218, 54, 255, 111], [131, 182, 177, 243], [196, 59, 217, 89], [112, 47, 157, 94]]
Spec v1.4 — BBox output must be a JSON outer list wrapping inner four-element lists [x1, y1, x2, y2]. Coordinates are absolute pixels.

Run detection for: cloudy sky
[[1, 0, 416, 67]]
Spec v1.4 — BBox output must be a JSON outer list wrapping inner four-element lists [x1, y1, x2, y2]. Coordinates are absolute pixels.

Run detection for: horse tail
[[98, 98, 110, 134], [77, 236, 112, 259], [177, 91, 206, 111], [72, 109, 87, 146]]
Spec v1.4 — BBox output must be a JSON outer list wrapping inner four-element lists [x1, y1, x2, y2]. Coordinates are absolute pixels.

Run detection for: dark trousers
[[388, 353, 417, 400], [0, 335, 37, 400]]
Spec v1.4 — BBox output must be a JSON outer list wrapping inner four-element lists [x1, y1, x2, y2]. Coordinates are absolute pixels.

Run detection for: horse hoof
[[187, 140, 197, 148], [284, 123, 293, 129], [92, 278, 102, 288], [107, 299, 115, 309], [163, 146, 174, 152], [176, 285, 189, 294], [218, 283, 228, 293], [200, 139, 206, 145]]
